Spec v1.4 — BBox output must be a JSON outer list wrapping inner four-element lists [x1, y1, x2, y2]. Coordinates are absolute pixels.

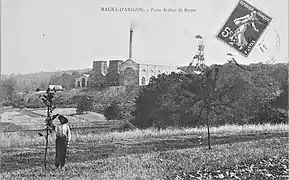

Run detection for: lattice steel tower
[[193, 35, 205, 71], [188, 35, 206, 73]]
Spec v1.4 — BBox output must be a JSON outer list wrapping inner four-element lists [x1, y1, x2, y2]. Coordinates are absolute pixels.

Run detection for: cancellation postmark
[[216, 0, 272, 57], [252, 27, 280, 64]]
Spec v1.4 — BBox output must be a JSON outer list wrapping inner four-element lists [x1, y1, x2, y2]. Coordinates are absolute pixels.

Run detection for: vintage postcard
[[1, 0, 288, 179]]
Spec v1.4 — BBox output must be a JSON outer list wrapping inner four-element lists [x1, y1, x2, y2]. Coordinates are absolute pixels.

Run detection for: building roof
[[49, 85, 63, 90], [76, 74, 90, 80]]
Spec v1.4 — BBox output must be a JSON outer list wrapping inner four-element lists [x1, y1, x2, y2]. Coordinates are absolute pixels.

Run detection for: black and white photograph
[[1, 0, 288, 179]]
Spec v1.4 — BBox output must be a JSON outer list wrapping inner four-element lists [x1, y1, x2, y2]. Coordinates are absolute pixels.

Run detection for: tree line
[[1, 62, 288, 129], [128, 62, 288, 128]]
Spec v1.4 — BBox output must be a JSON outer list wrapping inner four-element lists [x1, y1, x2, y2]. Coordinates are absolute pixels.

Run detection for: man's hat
[[58, 115, 68, 124]]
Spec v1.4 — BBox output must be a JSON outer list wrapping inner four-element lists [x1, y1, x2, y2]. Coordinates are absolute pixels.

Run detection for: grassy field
[[1, 107, 288, 179], [0, 107, 109, 132], [1, 137, 288, 179], [1, 123, 288, 148]]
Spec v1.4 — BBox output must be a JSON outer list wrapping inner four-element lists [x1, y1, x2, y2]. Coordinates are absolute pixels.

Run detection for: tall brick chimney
[[129, 28, 133, 59]]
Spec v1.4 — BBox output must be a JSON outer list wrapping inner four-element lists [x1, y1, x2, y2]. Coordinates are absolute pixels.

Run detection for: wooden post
[[206, 108, 211, 150], [44, 126, 48, 169], [44, 104, 51, 169]]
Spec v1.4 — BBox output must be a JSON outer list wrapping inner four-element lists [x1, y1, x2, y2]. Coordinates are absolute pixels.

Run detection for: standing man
[[50, 114, 71, 170]]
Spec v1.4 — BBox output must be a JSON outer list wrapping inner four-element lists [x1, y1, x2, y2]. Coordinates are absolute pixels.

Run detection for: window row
[[142, 69, 172, 74]]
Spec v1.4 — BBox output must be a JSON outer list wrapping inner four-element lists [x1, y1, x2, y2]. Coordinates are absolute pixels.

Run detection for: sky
[[1, 0, 288, 75]]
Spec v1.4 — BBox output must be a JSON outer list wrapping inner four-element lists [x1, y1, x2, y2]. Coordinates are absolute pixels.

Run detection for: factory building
[[76, 29, 181, 87]]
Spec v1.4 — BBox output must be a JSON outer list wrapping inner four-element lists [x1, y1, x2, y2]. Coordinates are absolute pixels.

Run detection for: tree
[[39, 80, 49, 90], [132, 73, 193, 128], [11, 94, 26, 108], [48, 72, 78, 90], [131, 64, 252, 129], [76, 95, 93, 114], [269, 63, 288, 111], [250, 66, 288, 124], [104, 101, 122, 120], [0, 77, 17, 102], [191, 64, 253, 149], [249, 103, 288, 124], [132, 72, 200, 128], [271, 84, 288, 110]]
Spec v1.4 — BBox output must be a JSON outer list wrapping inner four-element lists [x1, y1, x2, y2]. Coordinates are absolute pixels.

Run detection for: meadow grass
[[1, 137, 287, 179], [1, 123, 288, 148]]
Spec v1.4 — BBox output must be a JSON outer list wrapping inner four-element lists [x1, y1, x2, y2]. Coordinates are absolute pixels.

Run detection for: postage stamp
[[216, 0, 272, 57]]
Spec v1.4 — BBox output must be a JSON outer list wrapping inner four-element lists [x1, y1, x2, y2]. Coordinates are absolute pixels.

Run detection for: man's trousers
[[55, 137, 68, 168]]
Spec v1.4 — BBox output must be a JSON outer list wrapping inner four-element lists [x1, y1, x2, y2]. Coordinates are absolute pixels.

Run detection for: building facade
[[78, 59, 180, 87], [75, 74, 90, 88], [74, 28, 184, 87]]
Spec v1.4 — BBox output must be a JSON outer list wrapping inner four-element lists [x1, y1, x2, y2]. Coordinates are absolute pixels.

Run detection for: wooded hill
[[1, 62, 288, 128], [132, 62, 288, 128], [1, 68, 92, 93]]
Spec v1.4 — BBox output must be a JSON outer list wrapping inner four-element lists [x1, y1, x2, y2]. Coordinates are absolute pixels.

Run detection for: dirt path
[[1, 132, 288, 172]]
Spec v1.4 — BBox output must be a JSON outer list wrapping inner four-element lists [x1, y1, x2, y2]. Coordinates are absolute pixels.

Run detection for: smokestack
[[129, 28, 133, 59]]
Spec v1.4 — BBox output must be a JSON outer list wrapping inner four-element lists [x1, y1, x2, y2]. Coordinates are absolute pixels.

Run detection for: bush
[[249, 104, 288, 124], [76, 95, 93, 114], [1, 94, 26, 108], [53, 91, 73, 106], [104, 101, 122, 120], [2, 101, 14, 107], [132, 73, 202, 128], [131, 63, 289, 129], [12, 94, 26, 108], [57, 104, 77, 108], [71, 94, 86, 104], [93, 103, 106, 114], [25, 91, 75, 108], [25, 93, 46, 108]]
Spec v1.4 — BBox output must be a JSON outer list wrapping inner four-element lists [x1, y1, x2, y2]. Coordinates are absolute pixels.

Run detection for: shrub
[[25, 91, 75, 108], [93, 103, 106, 114], [12, 94, 26, 108], [53, 91, 73, 106], [132, 63, 288, 129], [71, 94, 86, 104], [104, 101, 122, 120], [2, 101, 14, 107], [76, 95, 93, 114], [25, 93, 46, 108], [249, 104, 288, 124]]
